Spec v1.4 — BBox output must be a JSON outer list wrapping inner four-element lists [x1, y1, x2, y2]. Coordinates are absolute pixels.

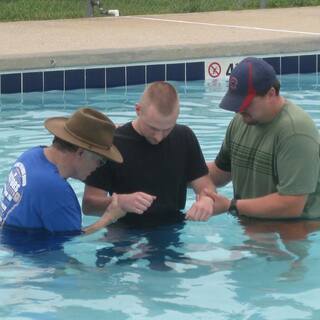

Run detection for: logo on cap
[[229, 76, 238, 91]]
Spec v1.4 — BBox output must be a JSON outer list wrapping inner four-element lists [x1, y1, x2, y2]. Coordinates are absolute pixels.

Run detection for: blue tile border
[[106, 67, 125, 88], [167, 63, 185, 81], [186, 62, 205, 81], [86, 68, 105, 89], [300, 55, 317, 74], [0, 52, 319, 95], [65, 69, 85, 90], [44, 71, 64, 91], [1, 73, 21, 94], [281, 56, 299, 74], [147, 64, 165, 83], [127, 65, 145, 86], [23, 72, 43, 93]]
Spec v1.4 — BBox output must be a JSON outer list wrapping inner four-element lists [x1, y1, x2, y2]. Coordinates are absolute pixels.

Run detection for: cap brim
[[45, 117, 123, 163], [219, 90, 246, 112]]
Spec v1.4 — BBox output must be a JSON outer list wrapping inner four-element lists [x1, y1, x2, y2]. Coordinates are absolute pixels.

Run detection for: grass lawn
[[0, 0, 320, 21]]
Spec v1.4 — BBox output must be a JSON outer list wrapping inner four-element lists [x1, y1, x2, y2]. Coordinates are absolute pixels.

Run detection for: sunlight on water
[[0, 74, 320, 319]]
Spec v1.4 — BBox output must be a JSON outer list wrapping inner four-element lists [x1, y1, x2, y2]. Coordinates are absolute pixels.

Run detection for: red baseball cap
[[220, 57, 277, 113]]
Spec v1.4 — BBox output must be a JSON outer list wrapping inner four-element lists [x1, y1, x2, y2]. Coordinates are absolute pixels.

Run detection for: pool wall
[[0, 52, 319, 95]]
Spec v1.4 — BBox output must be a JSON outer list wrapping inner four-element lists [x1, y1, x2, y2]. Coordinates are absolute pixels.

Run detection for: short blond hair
[[140, 81, 179, 116]]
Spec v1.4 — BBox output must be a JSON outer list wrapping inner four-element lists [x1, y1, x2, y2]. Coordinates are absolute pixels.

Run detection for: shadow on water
[[0, 227, 79, 268], [95, 219, 194, 272]]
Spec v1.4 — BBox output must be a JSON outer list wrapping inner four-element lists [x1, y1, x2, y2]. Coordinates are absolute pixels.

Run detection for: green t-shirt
[[215, 100, 320, 218]]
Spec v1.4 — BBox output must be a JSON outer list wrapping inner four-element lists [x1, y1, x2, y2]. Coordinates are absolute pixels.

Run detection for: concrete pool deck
[[0, 6, 320, 72]]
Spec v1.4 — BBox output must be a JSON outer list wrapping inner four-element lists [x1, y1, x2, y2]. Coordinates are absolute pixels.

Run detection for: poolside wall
[[0, 52, 319, 95]]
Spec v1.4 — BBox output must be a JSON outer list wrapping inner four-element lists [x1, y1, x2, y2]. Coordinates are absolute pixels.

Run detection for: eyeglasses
[[86, 151, 107, 167], [97, 157, 107, 167]]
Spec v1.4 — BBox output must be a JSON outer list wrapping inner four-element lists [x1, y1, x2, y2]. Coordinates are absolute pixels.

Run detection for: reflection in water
[[1, 79, 320, 318], [235, 217, 320, 282], [0, 227, 80, 270], [95, 221, 190, 272], [1, 214, 320, 319]]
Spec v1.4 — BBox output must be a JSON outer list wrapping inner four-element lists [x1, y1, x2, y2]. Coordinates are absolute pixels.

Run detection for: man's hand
[[203, 189, 231, 215], [106, 193, 127, 222], [118, 192, 156, 214], [185, 195, 214, 221], [82, 193, 126, 235]]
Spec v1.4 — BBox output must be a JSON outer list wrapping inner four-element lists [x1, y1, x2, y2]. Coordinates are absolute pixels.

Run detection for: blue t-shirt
[[0, 146, 82, 233]]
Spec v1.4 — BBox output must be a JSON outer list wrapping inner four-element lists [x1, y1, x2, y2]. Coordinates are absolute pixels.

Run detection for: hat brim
[[219, 90, 255, 113], [45, 117, 123, 163]]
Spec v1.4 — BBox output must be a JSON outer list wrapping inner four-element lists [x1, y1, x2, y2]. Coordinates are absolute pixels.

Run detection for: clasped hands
[[185, 189, 231, 221], [108, 189, 232, 222]]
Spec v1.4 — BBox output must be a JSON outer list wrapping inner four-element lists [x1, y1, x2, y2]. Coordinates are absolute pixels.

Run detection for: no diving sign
[[208, 62, 221, 78], [205, 58, 244, 81]]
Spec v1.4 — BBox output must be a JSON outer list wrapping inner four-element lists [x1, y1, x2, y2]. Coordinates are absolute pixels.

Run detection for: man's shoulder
[[115, 122, 132, 133], [282, 100, 318, 136], [18, 146, 43, 160], [285, 101, 312, 119], [172, 124, 195, 136], [175, 123, 192, 130]]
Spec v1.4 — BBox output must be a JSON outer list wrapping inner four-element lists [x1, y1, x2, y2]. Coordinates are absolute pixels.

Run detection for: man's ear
[[268, 87, 276, 97], [135, 103, 142, 116], [76, 148, 85, 158]]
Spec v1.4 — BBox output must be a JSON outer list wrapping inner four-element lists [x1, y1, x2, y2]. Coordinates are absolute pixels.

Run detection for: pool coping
[[1, 7, 320, 71], [0, 7, 320, 94], [1, 36, 320, 73]]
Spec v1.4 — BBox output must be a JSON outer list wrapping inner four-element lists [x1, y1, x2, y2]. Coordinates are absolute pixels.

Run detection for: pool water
[[1, 75, 320, 319]]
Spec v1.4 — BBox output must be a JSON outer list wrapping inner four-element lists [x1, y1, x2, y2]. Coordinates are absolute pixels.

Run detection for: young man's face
[[136, 103, 179, 145]]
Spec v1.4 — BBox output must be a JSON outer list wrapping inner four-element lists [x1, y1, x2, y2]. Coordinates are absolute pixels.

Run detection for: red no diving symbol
[[208, 62, 221, 78]]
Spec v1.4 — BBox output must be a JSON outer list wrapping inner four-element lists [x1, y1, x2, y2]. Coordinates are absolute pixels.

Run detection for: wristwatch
[[228, 199, 239, 216]]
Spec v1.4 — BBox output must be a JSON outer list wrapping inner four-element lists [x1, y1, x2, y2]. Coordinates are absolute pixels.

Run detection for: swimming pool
[[1, 74, 320, 319]]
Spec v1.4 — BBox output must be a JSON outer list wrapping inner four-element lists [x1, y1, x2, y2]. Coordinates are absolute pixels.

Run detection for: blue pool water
[[1, 74, 320, 319]]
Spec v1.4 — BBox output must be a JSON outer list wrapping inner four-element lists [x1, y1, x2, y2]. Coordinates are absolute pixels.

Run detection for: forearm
[[237, 193, 307, 219], [207, 161, 231, 188], [82, 209, 117, 234], [191, 174, 216, 195], [82, 193, 126, 235], [82, 194, 112, 216]]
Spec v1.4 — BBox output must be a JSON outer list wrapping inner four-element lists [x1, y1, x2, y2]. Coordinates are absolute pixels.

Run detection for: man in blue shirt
[[0, 107, 126, 235]]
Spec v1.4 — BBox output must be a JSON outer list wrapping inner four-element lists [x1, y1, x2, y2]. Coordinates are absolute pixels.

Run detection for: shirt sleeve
[[185, 126, 209, 182], [39, 181, 82, 233], [215, 140, 231, 172], [215, 120, 233, 172], [276, 134, 320, 195]]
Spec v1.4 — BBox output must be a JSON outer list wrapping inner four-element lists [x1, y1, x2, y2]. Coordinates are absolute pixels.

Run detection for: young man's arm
[[82, 185, 156, 216], [185, 174, 216, 221]]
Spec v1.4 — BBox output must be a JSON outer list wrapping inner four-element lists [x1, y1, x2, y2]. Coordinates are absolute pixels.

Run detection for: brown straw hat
[[44, 107, 123, 163]]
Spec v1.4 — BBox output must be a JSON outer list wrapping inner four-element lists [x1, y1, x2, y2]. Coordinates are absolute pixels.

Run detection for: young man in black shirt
[[83, 81, 214, 227]]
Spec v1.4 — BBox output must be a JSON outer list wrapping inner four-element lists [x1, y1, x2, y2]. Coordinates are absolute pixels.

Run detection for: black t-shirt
[[86, 122, 208, 226]]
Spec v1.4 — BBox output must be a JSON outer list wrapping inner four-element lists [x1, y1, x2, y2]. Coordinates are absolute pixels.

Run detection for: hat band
[[64, 124, 111, 151]]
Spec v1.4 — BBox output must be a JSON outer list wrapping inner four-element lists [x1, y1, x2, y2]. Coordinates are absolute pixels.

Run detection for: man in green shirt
[[187, 57, 320, 220]]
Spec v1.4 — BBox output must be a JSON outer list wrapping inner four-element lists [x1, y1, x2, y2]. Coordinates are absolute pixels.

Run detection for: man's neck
[[271, 96, 286, 117], [44, 146, 73, 179], [132, 119, 142, 136]]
